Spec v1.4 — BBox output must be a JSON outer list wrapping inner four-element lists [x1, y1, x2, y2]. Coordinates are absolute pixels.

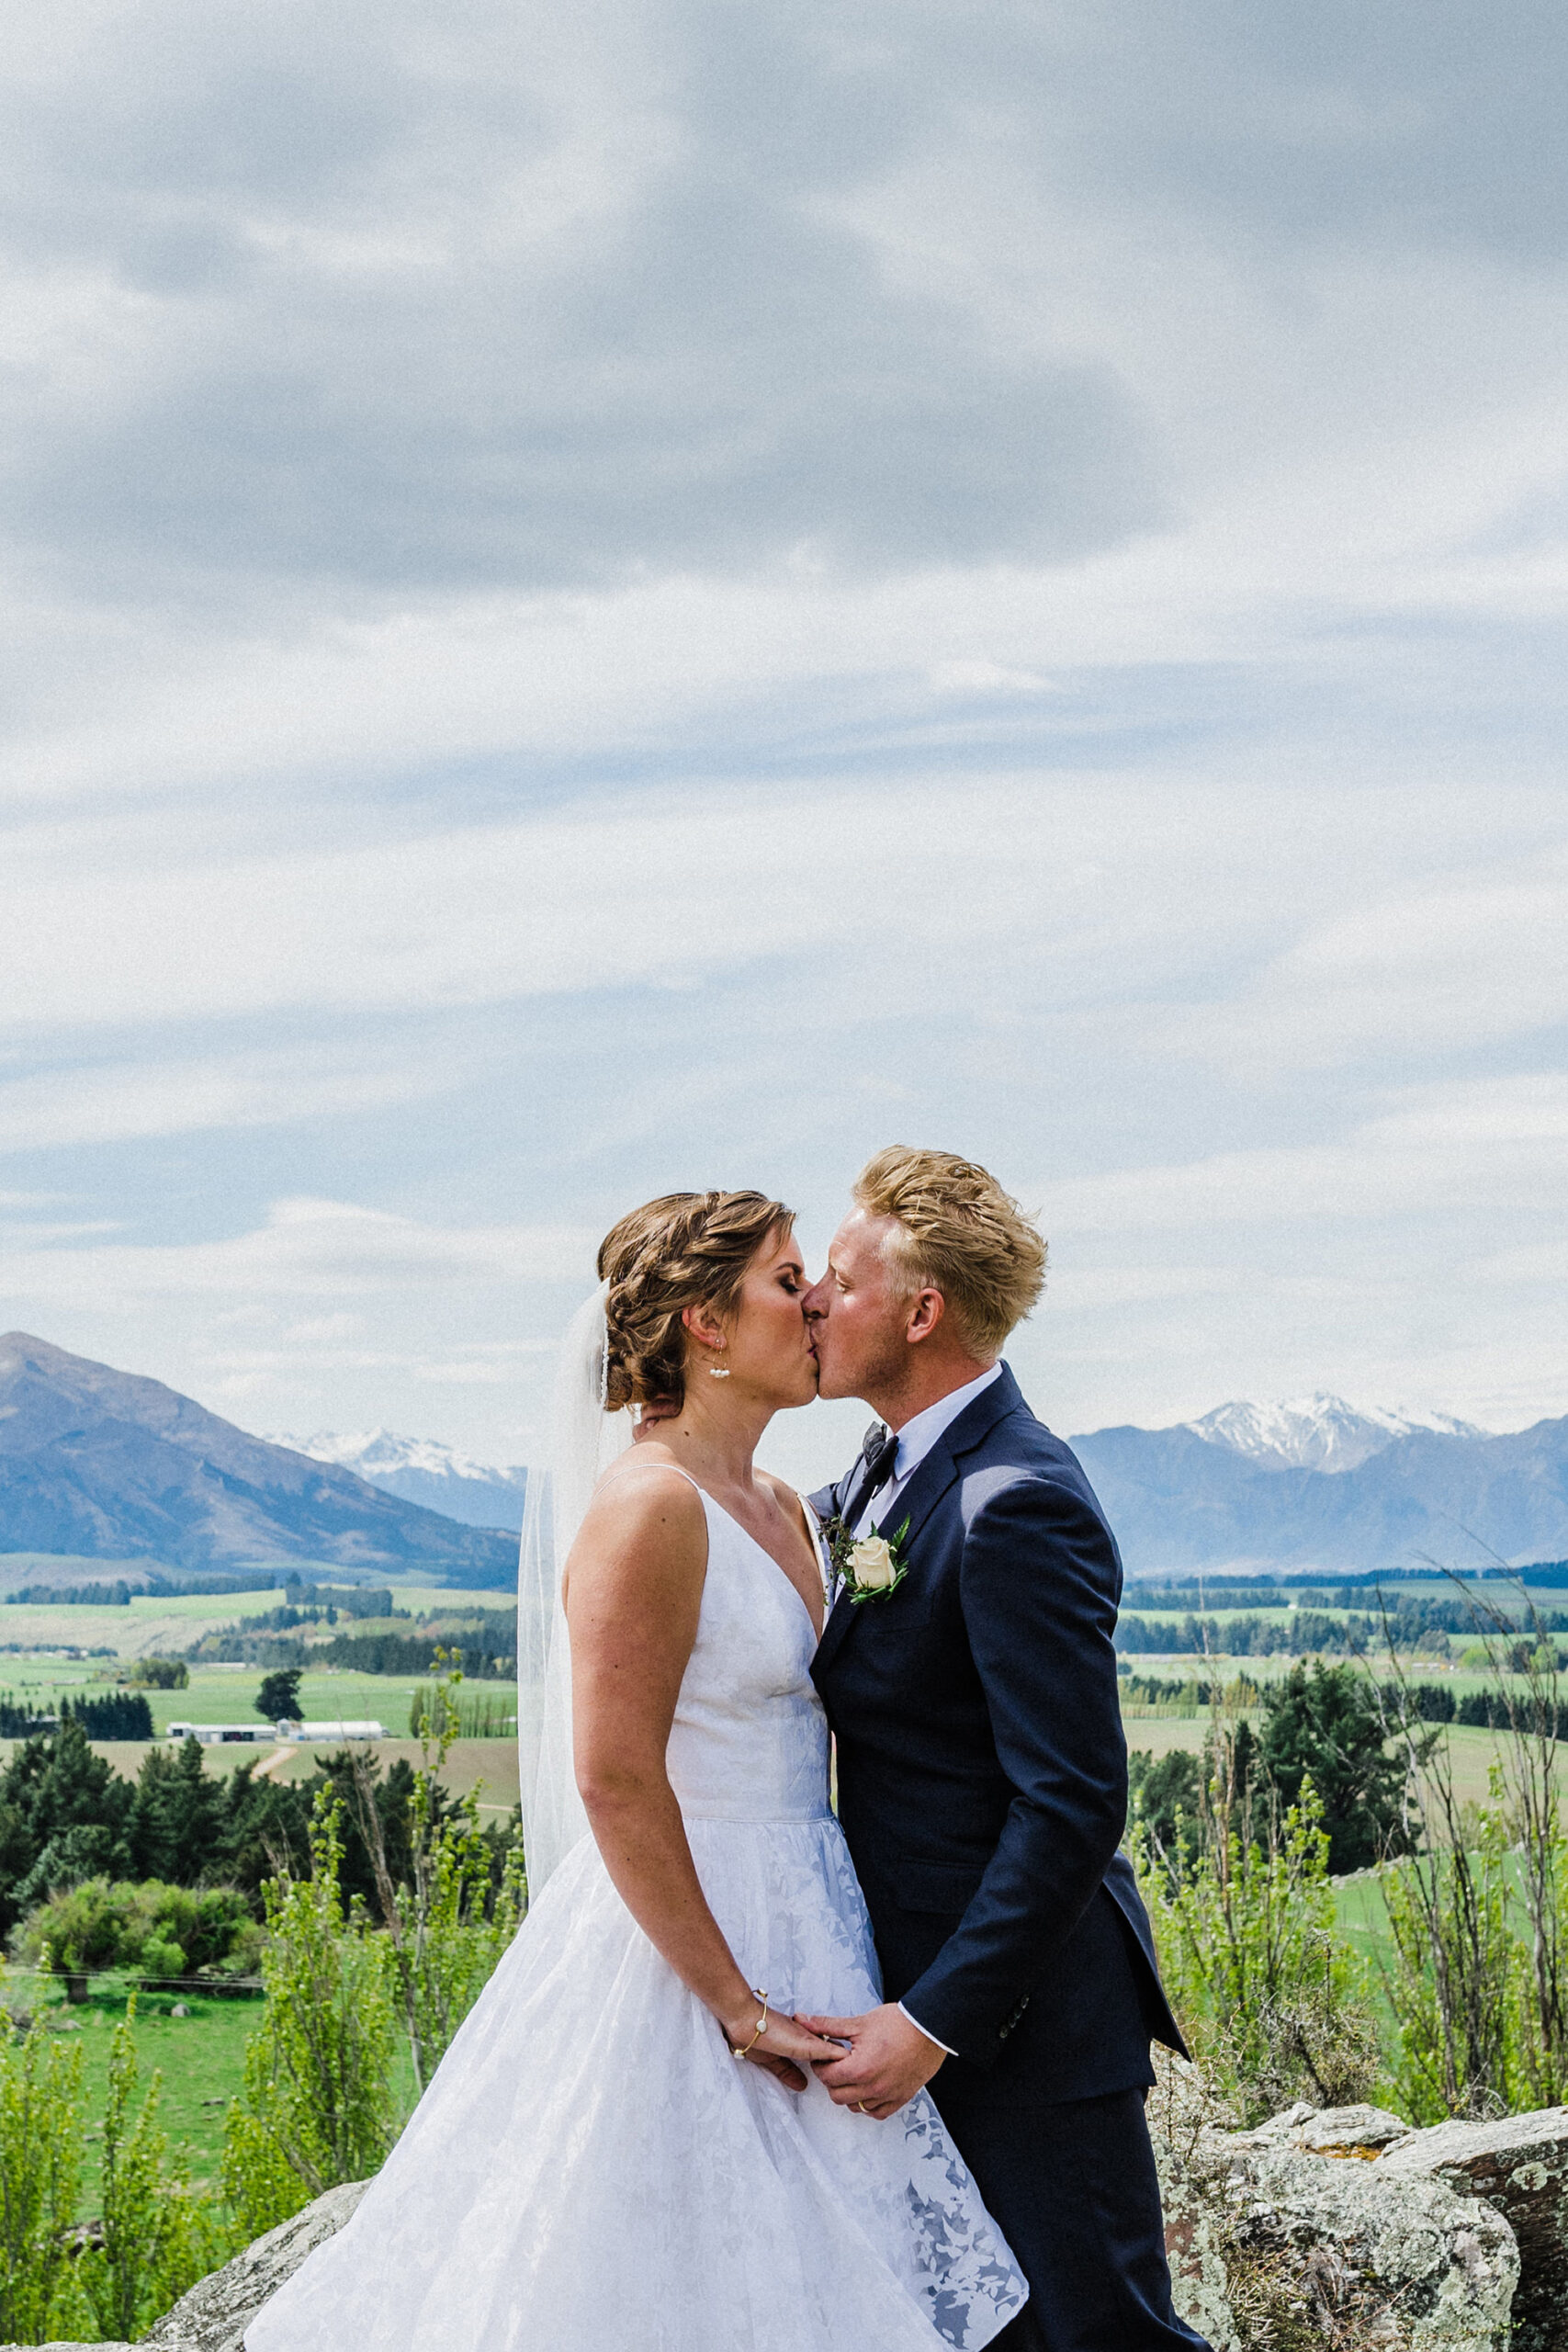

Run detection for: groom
[[799, 1148, 1207, 2352]]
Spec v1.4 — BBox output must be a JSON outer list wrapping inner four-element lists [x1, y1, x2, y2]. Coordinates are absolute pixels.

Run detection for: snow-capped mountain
[[1070, 1400, 1568, 1576], [1183, 1394, 1485, 1476], [268, 1430, 528, 1532]]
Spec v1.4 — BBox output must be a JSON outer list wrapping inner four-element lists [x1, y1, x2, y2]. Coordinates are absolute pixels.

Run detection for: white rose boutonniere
[[849, 1534, 898, 1591], [824, 1514, 911, 1604]]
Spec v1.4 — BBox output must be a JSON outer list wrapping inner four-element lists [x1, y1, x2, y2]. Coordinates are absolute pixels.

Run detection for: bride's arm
[[565, 1467, 838, 2091]]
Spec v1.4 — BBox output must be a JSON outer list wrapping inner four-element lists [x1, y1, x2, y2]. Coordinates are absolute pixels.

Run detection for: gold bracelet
[[728, 1988, 769, 2060]]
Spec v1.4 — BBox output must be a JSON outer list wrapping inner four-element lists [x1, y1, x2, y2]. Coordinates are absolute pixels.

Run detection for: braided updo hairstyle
[[598, 1190, 794, 1414]]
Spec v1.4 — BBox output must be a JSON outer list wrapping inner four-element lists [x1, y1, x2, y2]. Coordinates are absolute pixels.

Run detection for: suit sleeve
[[807, 1476, 844, 1525], [898, 1471, 1128, 2067]]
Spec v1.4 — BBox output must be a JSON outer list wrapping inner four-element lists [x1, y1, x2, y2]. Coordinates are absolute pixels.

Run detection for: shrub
[[367, 1667, 525, 2094], [406, 1684, 515, 1739], [1379, 1579, 1568, 2120], [0, 2016, 85, 2342], [62, 2000, 233, 2342], [1132, 1718, 1377, 2126], [14, 1878, 264, 1984], [1126, 1748, 1203, 1891], [221, 1791, 398, 2239]]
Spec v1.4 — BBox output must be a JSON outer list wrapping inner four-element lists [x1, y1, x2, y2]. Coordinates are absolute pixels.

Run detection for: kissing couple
[[248, 1148, 1208, 2352]]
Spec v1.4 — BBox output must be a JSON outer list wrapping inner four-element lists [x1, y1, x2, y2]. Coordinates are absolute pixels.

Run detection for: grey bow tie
[[858, 1422, 899, 1501]]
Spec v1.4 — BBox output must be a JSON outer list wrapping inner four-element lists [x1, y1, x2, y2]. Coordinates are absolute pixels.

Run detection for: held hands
[[795, 2003, 946, 2120], [721, 1996, 844, 2093]]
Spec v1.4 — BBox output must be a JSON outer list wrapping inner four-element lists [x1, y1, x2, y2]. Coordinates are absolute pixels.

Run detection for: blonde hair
[[852, 1147, 1045, 1356], [597, 1190, 793, 1413]]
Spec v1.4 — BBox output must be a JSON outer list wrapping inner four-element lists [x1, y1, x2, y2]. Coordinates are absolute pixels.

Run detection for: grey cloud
[[0, 1, 1162, 599], [3, 0, 1564, 606], [888, 0, 1568, 266]]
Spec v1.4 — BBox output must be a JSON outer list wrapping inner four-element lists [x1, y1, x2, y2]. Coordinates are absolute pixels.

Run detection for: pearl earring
[[707, 1365, 731, 1379]]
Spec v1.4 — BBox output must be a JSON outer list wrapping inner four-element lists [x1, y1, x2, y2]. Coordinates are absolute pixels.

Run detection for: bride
[[245, 1190, 1027, 2352]]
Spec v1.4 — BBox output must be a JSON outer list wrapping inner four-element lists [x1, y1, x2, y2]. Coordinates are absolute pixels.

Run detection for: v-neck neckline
[[697, 1484, 827, 1645]]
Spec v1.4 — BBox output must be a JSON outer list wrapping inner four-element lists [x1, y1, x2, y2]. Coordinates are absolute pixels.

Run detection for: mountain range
[[1068, 1394, 1568, 1577], [267, 1430, 529, 1531], [0, 1334, 518, 1585], [1176, 1394, 1483, 1476], [5, 1333, 1565, 1585]]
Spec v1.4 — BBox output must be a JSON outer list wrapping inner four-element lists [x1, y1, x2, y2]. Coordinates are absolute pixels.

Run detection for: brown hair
[[597, 1190, 794, 1413], [852, 1146, 1046, 1356]]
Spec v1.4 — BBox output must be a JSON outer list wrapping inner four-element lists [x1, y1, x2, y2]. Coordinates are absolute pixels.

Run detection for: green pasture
[[0, 1579, 510, 1667], [6, 1972, 423, 2207], [6, 1971, 262, 2199]]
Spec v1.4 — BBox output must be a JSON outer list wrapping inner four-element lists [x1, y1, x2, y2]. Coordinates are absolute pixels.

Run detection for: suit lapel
[[811, 1363, 1026, 1680], [812, 1458, 873, 1678]]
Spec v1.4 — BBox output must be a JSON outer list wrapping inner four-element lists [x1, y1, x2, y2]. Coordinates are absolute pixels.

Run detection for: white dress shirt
[[851, 1360, 1004, 2060], [852, 1362, 1004, 1537]]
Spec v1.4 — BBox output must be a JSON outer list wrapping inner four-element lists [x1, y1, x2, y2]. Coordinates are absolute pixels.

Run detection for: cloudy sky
[[2, 0, 1565, 1487]]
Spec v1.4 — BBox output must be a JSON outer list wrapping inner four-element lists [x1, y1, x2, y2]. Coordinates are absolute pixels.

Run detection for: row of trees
[[0, 1713, 523, 1940], [185, 1606, 517, 1679], [1119, 1586, 1568, 1659], [1117, 1610, 1386, 1657], [1128, 1585, 1566, 1634], [0, 1693, 156, 1742]]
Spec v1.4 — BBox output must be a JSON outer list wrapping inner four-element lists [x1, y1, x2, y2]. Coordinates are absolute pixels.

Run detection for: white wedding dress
[[246, 1474, 1027, 2352]]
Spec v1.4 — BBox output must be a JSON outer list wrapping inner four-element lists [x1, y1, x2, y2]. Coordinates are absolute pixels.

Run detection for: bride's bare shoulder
[[566, 1453, 707, 1607], [582, 1451, 707, 1536]]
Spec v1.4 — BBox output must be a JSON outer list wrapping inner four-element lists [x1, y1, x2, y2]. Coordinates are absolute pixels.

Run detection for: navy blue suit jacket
[[810, 1363, 1184, 2109]]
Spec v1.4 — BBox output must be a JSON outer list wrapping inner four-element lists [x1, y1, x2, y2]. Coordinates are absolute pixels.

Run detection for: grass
[[7, 1972, 424, 2210], [0, 1580, 510, 1667], [7, 1971, 263, 2199]]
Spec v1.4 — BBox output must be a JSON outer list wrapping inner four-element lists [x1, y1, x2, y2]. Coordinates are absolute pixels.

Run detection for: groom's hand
[[795, 2004, 945, 2120]]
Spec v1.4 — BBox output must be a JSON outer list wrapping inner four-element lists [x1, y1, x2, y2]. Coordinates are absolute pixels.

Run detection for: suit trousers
[[929, 2080, 1212, 2352]]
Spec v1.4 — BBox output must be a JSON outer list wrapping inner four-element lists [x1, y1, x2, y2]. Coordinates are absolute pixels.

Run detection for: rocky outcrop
[[1379, 2107, 1568, 2352], [6, 2101, 1565, 2352], [1153, 2066, 1520, 2350], [0, 2179, 367, 2352]]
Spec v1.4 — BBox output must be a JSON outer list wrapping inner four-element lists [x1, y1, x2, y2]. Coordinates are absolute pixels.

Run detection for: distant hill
[[0, 1334, 519, 1586], [1069, 1393, 1568, 1576], [267, 1429, 528, 1532]]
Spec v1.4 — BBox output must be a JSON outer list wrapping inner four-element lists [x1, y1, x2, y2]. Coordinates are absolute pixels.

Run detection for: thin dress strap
[[600, 1458, 708, 1500]]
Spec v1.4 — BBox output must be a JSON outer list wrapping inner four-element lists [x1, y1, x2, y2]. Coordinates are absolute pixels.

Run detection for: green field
[[6, 1972, 426, 2208], [6, 1971, 263, 2199], [0, 1581, 519, 1817]]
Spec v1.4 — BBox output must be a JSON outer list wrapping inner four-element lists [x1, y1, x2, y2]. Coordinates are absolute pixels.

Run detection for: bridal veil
[[516, 1281, 634, 1894]]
